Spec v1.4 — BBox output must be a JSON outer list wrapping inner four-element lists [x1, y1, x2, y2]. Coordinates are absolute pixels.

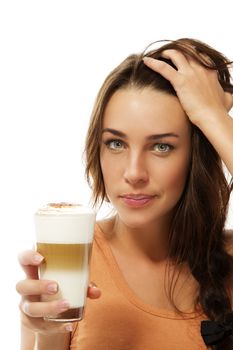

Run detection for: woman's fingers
[[143, 56, 178, 84], [143, 48, 232, 123], [16, 278, 101, 299], [18, 250, 44, 279], [87, 282, 101, 299], [21, 312, 73, 334], [16, 279, 58, 296], [20, 299, 70, 318], [16, 252, 100, 336], [20, 284, 101, 319], [17, 279, 101, 316], [18, 250, 44, 266], [143, 49, 190, 86], [160, 49, 190, 71]]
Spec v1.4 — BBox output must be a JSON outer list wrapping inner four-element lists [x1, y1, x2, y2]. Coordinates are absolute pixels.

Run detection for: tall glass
[[34, 202, 96, 322]]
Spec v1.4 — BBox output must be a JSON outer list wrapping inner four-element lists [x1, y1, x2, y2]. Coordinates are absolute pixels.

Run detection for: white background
[[0, 0, 233, 347]]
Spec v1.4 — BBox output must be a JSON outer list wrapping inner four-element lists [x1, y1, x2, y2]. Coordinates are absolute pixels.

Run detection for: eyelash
[[103, 139, 174, 154]]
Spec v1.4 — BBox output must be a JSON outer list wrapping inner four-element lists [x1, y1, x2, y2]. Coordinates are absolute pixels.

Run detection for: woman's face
[[100, 87, 191, 229]]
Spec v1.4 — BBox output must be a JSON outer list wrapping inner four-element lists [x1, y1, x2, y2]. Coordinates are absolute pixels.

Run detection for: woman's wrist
[[35, 332, 71, 350], [192, 110, 231, 130], [194, 110, 233, 176]]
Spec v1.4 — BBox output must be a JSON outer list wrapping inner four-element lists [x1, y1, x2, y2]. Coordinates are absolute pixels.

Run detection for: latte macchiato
[[35, 202, 96, 322]]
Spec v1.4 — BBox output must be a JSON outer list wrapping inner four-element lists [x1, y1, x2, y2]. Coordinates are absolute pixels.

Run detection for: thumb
[[87, 282, 101, 299]]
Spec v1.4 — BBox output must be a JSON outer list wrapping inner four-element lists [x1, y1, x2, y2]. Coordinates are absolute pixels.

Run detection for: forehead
[[103, 88, 190, 135]]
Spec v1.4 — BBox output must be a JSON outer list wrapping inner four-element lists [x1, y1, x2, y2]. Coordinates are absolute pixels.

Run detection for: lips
[[121, 193, 155, 199], [119, 194, 156, 208]]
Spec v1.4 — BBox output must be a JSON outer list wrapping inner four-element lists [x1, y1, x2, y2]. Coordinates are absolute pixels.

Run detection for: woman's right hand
[[16, 250, 101, 334]]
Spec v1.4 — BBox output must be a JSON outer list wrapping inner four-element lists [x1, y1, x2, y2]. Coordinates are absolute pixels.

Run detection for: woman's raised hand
[[16, 250, 101, 334], [143, 50, 233, 125]]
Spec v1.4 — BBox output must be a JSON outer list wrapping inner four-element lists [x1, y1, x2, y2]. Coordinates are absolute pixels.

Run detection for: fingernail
[[58, 300, 70, 311], [47, 283, 58, 294], [33, 254, 44, 264], [89, 282, 97, 289], [22, 301, 29, 314], [143, 57, 153, 63], [65, 324, 73, 332]]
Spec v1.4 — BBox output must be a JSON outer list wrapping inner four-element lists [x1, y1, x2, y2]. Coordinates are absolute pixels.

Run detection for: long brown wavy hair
[[85, 38, 233, 349]]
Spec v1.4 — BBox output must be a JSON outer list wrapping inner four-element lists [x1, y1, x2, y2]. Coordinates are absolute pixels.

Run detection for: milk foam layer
[[36, 202, 94, 215], [35, 202, 96, 244]]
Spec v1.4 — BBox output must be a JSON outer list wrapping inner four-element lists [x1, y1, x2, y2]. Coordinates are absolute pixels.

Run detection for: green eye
[[154, 143, 172, 153], [110, 141, 123, 149], [105, 140, 124, 150]]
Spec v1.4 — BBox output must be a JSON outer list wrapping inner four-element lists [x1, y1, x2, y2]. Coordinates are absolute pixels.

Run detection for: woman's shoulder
[[93, 218, 116, 246], [95, 218, 115, 236]]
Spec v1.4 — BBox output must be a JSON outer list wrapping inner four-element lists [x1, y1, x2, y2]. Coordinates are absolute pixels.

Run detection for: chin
[[117, 212, 156, 230]]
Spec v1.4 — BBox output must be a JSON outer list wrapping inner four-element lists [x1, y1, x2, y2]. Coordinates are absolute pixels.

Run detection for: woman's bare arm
[[20, 324, 36, 350], [194, 112, 233, 177], [20, 322, 71, 350]]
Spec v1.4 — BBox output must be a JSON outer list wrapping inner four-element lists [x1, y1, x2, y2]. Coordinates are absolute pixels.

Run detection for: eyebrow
[[102, 128, 179, 140]]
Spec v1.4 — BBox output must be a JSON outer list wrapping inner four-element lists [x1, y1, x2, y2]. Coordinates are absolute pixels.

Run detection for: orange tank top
[[70, 224, 208, 350]]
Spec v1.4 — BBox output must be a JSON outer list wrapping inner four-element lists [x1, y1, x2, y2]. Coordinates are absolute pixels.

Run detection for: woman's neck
[[102, 215, 172, 263]]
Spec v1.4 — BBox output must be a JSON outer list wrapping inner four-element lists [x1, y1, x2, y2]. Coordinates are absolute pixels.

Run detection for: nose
[[123, 151, 149, 185]]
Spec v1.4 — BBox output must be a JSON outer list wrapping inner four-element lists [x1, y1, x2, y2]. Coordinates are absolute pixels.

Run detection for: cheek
[[156, 155, 190, 194]]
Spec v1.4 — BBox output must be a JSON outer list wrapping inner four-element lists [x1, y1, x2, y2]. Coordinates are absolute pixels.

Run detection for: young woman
[[16, 38, 233, 349]]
